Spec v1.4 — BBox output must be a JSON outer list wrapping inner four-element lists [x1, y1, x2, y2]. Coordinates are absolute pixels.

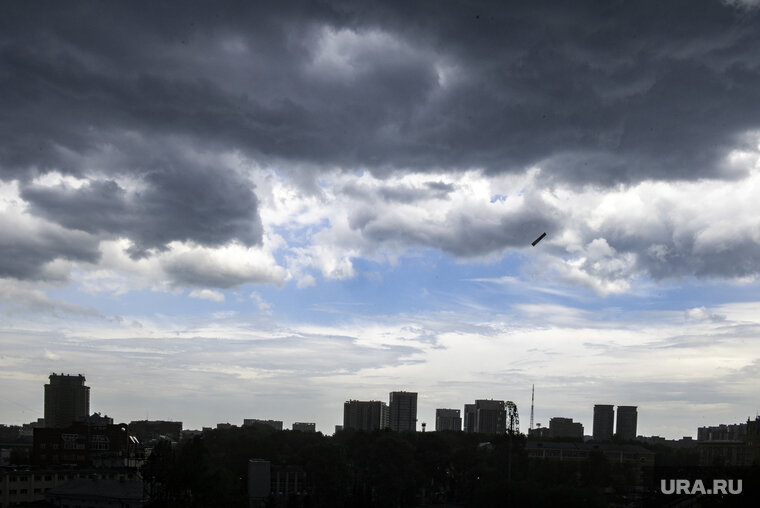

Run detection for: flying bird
[[531, 232, 546, 246]]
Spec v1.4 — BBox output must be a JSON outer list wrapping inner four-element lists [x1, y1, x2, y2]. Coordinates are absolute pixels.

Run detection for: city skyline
[[2, 1, 760, 440], [5, 371, 756, 440]]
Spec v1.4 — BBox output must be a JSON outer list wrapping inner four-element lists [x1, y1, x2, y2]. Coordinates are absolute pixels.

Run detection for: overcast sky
[[2, 0, 760, 438]]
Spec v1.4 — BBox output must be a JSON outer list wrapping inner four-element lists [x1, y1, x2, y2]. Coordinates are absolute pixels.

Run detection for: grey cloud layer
[[21, 163, 262, 257], [3, 1, 759, 181], [2, 1, 760, 284]]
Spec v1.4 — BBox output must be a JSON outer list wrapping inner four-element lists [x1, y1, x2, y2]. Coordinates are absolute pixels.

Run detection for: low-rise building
[[243, 419, 283, 431], [292, 422, 316, 432], [46, 476, 144, 507], [0, 466, 139, 508], [33, 422, 142, 467]]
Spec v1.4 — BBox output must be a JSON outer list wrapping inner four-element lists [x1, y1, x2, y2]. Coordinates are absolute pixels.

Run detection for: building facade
[[435, 409, 462, 431], [389, 391, 418, 432], [463, 400, 506, 434], [32, 422, 142, 467], [548, 417, 584, 439], [615, 406, 638, 440], [243, 419, 283, 431], [592, 404, 615, 442], [44, 374, 90, 429], [292, 422, 316, 432], [463, 404, 476, 433], [343, 400, 389, 431], [0, 467, 140, 508], [128, 420, 183, 443]]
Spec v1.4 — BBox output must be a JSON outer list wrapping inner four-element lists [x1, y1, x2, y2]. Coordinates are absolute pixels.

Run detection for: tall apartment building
[[389, 391, 418, 432], [616, 406, 638, 440], [463, 404, 476, 433], [44, 374, 90, 428], [464, 400, 506, 434], [343, 400, 389, 431], [435, 409, 462, 431], [593, 404, 615, 441], [549, 417, 584, 439]]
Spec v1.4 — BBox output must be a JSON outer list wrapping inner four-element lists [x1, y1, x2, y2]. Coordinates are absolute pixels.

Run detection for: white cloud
[[189, 289, 225, 302]]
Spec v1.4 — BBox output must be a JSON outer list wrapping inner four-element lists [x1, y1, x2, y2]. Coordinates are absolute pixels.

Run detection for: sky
[[1, 0, 760, 439]]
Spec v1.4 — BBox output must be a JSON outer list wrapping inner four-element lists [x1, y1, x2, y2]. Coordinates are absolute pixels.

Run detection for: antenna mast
[[530, 384, 535, 430]]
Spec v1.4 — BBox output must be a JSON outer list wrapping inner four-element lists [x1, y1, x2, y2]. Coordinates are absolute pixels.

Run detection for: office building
[[389, 391, 418, 432], [44, 373, 90, 428], [549, 417, 584, 439], [435, 409, 462, 431], [463, 400, 506, 434], [616, 406, 638, 440], [593, 404, 615, 441], [292, 422, 316, 432], [343, 400, 389, 431], [475, 400, 506, 434]]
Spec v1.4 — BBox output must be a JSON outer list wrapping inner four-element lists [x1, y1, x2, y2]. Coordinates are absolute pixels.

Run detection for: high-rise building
[[548, 417, 584, 439], [463, 400, 507, 434], [435, 409, 462, 431], [343, 400, 389, 431], [389, 391, 418, 432], [463, 404, 476, 433], [44, 374, 90, 428], [593, 404, 615, 441], [474, 400, 506, 434], [616, 406, 638, 440]]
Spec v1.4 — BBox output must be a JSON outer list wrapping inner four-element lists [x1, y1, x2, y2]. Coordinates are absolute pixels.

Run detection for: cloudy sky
[[2, 0, 760, 438]]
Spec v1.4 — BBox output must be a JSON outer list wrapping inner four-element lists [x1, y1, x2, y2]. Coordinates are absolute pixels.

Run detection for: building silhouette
[[593, 404, 615, 441], [243, 419, 283, 431], [435, 409, 462, 431], [616, 406, 638, 440], [698, 422, 747, 441], [44, 374, 90, 428], [292, 422, 316, 432], [389, 391, 418, 432], [343, 400, 389, 431], [463, 404, 476, 433], [464, 400, 506, 434], [33, 421, 141, 467], [128, 420, 183, 442], [549, 417, 584, 439]]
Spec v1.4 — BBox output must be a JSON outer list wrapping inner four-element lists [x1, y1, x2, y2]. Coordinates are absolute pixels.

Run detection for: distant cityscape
[[1, 373, 759, 507]]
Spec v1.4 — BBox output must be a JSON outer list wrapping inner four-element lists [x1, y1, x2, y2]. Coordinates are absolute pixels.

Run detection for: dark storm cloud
[[3, 0, 760, 282], [21, 162, 262, 257], [0, 218, 99, 280], [341, 180, 455, 203], [3, 1, 760, 185], [348, 191, 559, 257]]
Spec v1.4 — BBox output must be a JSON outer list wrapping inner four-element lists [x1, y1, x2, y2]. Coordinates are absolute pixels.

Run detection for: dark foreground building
[[44, 374, 90, 429]]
